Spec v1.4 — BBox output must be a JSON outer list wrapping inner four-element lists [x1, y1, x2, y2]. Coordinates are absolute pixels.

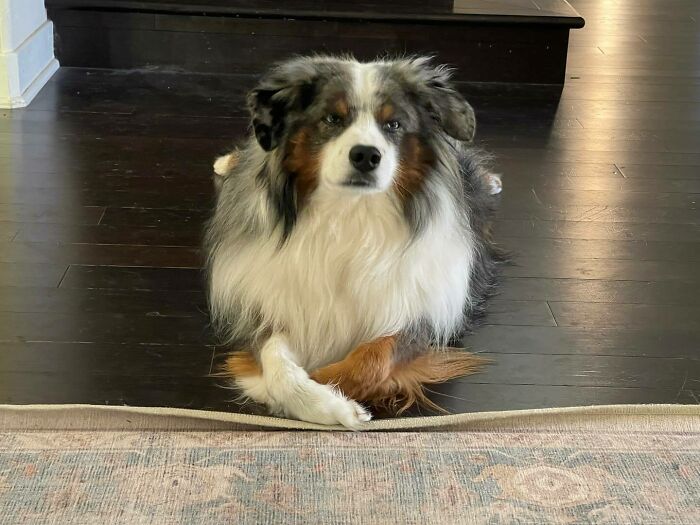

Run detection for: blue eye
[[383, 120, 401, 132], [324, 113, 343, 125]]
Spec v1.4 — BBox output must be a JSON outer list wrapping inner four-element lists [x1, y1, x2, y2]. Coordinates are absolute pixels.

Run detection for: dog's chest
[[266, 201, 472, 367]]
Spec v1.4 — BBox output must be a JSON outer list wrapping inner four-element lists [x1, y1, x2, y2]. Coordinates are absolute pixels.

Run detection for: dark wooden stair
[[45, 0, 584, 84]]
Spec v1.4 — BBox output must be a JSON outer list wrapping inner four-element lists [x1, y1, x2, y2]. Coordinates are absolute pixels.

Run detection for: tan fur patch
[[222, 351, 261, 378], [218, 341, 485, 416], [330, 92, 350, 119], [283, 126, 319, 204], [310, 336, 397, 400], [395, 133, 435, 201], [311, 336, 486, 414], [377, 103, 395, 123], [372, 350, 487, 413]]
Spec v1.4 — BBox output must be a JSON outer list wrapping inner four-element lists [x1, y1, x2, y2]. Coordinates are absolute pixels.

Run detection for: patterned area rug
[[0, 404, 698, 524]]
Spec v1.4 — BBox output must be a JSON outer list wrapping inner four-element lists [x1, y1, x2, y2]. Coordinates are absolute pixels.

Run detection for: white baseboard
[[0, 16, 59, 110], [0, 57, 59, 108]]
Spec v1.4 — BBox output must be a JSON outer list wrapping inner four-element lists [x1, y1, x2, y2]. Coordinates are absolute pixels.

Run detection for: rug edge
[[1, 403, 699, 432]]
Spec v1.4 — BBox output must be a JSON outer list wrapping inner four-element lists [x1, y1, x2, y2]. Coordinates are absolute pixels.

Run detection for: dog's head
[[248, 56, 475, 199]]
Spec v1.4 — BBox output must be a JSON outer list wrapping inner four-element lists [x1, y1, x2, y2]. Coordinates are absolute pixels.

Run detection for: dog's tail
[[217, 347, 486, 415], [369, 349, 487, 414]]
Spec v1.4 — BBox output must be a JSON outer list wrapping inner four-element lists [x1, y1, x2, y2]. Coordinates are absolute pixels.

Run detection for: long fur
[[205, 55, 503, 427], [221, 346, 487, 414]]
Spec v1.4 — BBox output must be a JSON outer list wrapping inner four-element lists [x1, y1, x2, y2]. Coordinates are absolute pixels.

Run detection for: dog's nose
[[349, 145, 381, 173]]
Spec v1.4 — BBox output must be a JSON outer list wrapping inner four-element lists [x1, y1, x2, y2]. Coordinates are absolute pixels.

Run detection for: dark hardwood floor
[[0, 0, 698, 415]]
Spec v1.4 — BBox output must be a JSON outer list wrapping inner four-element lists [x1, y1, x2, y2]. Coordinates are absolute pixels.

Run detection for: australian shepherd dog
[[205, 55, 504, 428]]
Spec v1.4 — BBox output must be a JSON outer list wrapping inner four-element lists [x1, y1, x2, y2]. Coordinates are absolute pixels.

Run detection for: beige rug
[[1, 404, 698, 524]]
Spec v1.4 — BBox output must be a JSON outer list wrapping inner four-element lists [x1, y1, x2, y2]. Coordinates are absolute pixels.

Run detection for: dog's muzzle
[[344, 145, 381, 187]]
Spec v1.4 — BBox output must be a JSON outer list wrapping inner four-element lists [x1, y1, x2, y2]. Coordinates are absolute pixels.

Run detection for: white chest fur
[[211, 189, 474, 370]]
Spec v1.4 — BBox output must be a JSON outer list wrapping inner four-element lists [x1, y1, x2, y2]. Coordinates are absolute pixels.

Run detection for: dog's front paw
[[282, 381, 372, 429]]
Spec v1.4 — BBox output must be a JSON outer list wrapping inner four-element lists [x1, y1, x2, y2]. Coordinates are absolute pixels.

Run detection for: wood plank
[[0, 312, 212, 345], [500, 186, 697, 209], [99, 208, 208, 228], [0, 242, 202, 267], [422, 383, 698, 414], [498, 277, 700, 305], [465, 353, 699, 390], [0, 204, 105, 225], [0, 188, 214, 209], [483, 300, 556, 327], [59, 265, 203, 291], [502, 175, 700, 193], [0, 342, 214, 377], [502, 257, 700, 281], [0, 287, 206, 316], [500, 237, 700, 262], [0, 262, 68, 288], [0, 373, 230, 408], [463, 325, 700, 359], [548, 302, 700, 329], [575, 116, 700, 131], [0, 110, 248, 140], [0, 223, 17, 242], [0, 155, 210, 176], [13, 223, 201, 246], [495, 148, 700, 167], [617, 164, 700, 179], [494, 219, 700, 242], [487, 159, 623, 178], [498, 205, 700, 225]]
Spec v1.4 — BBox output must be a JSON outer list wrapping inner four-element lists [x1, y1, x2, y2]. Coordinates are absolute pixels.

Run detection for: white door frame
[[0, 0, 59, 108]]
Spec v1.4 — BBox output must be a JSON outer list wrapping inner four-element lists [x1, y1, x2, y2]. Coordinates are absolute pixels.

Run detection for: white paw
[[235, 375, 270, 404], [280, 381, 372, 430], [254, 334, 372, 429], [485, 172, 503, 195], [213, 154, 233, 176]]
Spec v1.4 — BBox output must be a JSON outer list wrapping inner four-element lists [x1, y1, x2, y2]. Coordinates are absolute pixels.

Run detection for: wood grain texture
[[45, 4, 577, 83], [0, 0, 698, 413]]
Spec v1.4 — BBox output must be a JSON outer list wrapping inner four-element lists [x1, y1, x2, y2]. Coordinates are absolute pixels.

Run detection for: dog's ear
[[402, 58, 476, 142], [247, 62, 318, 151], [425, 74, 476, 142]]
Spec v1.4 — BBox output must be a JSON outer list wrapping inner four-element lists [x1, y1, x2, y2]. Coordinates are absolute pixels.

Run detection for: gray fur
[[205, 55, 503, 351]]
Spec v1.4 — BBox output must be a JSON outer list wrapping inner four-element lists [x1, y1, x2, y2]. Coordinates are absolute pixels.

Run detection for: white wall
[[0, 0, 59, 108]]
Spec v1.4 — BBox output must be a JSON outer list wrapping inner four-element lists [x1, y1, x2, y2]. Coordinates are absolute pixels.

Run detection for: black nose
[[349, 145, 382, 173]]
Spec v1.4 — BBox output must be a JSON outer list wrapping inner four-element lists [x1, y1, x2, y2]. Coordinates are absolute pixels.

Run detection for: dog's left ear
[[426, 77, 476, 142], [247, 61, 318, 151], [404, 58, 476, 142]]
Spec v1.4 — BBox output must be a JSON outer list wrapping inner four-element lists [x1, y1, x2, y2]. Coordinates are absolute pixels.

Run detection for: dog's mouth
[[341, 171, 377, 189]]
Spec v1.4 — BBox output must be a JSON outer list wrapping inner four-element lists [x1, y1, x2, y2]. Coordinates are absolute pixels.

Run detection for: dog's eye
[[323, 113, 343, 126], [383, 120, 401, 132]]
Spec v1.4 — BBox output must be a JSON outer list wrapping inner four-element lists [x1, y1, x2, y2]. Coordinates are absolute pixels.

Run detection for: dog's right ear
[[395, 57, 476, 143], [247, 62, 318, 151]]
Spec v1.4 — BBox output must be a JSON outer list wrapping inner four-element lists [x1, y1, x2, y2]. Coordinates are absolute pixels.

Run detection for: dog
[[205, 55, 503, 428]]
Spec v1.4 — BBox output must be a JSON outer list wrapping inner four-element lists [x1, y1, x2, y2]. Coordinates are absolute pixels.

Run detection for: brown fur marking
[[370, 350, 487, 413], [331, 93, 350, 119], [223, 351, 261, 378], [377, 103, 395, 123], [310, 336, 397, 400], [395, 133, 435, 201], [283, 126, 319, 204], [218, 340, 485, 415], [311, 335, 486, 414]]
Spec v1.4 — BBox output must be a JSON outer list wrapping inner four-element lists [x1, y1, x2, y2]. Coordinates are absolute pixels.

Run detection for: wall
[[0, 0, 58, 108]]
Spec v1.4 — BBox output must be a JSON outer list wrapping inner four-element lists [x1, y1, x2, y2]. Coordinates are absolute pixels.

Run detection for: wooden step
[[46, 0, 584, 83]]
